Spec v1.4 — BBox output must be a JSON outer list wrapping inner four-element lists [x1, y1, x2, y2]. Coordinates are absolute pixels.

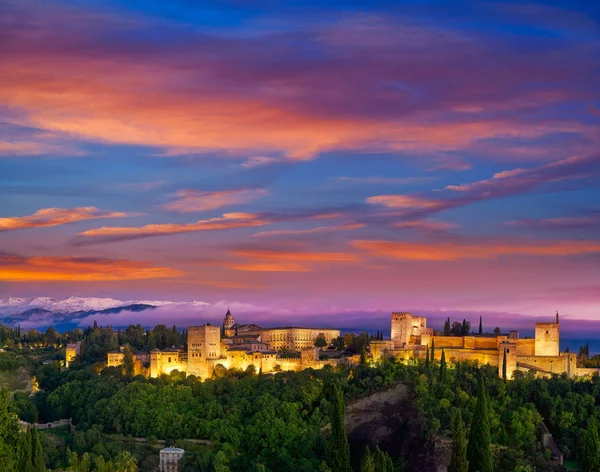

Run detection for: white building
[[159, 447, 184, 472]]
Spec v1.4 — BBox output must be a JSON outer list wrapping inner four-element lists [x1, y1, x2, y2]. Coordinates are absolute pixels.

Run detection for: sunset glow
[[1, 0, 599, 333]]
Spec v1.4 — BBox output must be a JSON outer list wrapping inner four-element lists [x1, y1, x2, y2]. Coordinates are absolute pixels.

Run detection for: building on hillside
[[65, 341, 81, 367], [244, 326, 341, 351], [102, 310, 342, 379], [159, 447, 184, 472], [382, 311, 600, 380]]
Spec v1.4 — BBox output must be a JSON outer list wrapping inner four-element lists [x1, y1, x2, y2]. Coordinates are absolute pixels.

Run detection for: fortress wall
[[463, 337, 475, 349], [474, 337, 499, 350], [443, 349, 499, 366], [518, 355, 568, 375], [432, 336, 464, 348], [575, 368, 600, 378], [516, 339, 535, 356]]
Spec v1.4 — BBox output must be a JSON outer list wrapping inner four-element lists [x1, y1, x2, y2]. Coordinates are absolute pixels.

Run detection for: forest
[[1, 322, 600, 471]]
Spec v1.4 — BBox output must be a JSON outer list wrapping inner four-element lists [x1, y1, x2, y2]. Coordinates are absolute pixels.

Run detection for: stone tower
[[187, 325, 221, 378], [498, 341, 517, 379], [391, 312, 413, 348], [535, 314, 560, 357], [223, 308, 235, 337]]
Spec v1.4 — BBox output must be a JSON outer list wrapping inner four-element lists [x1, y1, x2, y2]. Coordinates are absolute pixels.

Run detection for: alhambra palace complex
[[65, 310, 600, 380]]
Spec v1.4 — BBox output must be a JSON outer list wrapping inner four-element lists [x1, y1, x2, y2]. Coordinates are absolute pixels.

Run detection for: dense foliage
[[3, 321, 600, 471]]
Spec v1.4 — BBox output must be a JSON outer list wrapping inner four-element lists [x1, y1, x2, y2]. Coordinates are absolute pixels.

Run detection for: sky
[[1, 0, 599, 334]]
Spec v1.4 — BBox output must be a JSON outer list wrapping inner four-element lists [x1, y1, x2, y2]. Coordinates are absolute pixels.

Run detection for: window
[[168, 357, 171, 363]]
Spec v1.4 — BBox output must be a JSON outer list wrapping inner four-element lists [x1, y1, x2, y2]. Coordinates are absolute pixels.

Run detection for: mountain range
[[0, 297, 209, 331]]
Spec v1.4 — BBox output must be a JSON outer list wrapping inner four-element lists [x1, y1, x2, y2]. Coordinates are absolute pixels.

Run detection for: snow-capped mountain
[[0, 296, 214, 330], [0, 296, 127, 316]]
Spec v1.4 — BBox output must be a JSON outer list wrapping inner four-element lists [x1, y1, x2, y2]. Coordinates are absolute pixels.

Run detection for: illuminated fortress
[[106, 309, 341, 378], [374, 311, 600, 379]]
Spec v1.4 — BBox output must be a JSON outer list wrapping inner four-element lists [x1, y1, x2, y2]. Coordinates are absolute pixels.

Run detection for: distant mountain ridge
[[0, 296, 209, 330]]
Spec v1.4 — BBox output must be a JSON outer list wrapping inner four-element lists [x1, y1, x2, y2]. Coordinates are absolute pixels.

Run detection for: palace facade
[[105, 311, 341, 378]]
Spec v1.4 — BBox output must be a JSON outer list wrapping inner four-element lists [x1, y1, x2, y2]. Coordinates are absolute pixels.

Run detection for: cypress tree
[[467, 378, 493, 472], [444, 318, 451, 336], [425, 344, 430, 369], [431, 338, 436, 363], [449, 409, 468, 472], [462, 319, 469, 335], [582, 417, 600, 472], [456, 361, 461, 381], [502, 349, 507, 381], [374, 446, 393, 472], [31, 427, 45, 472], [360, 447, 375, 472], [123, 345, 135, 378], [479, 316, 483, 334], [440, 349, 447, 383], [328, 381, 351, 472], [18, 426, 34, 472]]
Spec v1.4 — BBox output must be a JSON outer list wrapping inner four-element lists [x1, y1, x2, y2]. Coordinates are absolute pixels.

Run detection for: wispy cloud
[[394, 219, 457, 231], [351, 239, 600, 261], [241, 156, 278, 168], [253, 223, 363, 237], [366, 153, 600, 219], [74, 212, 268, 244], [336, 176, 430, 185], [0, 207, 131, 232], [164, 189, 268, 213], [0, 253, 182, 282], [120, 181, 165, 191], [506, 213, 600, 230], [426, 156, 472, 172], [229, 249, 359, 272], [366, 195, 443, 210]]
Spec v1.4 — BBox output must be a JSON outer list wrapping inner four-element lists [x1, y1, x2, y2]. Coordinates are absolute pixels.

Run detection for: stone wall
[[516, 338, 535, 356]]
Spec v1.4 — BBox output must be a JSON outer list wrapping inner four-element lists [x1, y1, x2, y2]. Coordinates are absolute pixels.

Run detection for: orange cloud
[[230, 249, 359, 271], [1, 16, 590, 161], [164, 189, 268, 213], [366, 195, 443, 209], [76, 212, 268, 243], [0, 207, 130, 232], [0, 255, 182, 282], [351, 239, 600, 261]]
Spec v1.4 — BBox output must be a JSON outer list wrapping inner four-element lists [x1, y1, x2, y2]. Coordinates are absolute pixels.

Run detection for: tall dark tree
[[31, 427, 45, 472], [122, 345, 135, 378], [467, 378, 493, 472], [374, 446, 393, 472], [449, 409, 468, 472], [461, 319, 470, 335], [360, 447, 375, 472], [440, 349, 447, 383], [502, 349, 507, 381], [18, 426, 33, 472], [328, 381, 351, 472], [425, 344, 430, 369], [444, 318, 451, 336], [430, 338, 435, 363], [582, 417, 600, 472], [478, 316, 483, 334]]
